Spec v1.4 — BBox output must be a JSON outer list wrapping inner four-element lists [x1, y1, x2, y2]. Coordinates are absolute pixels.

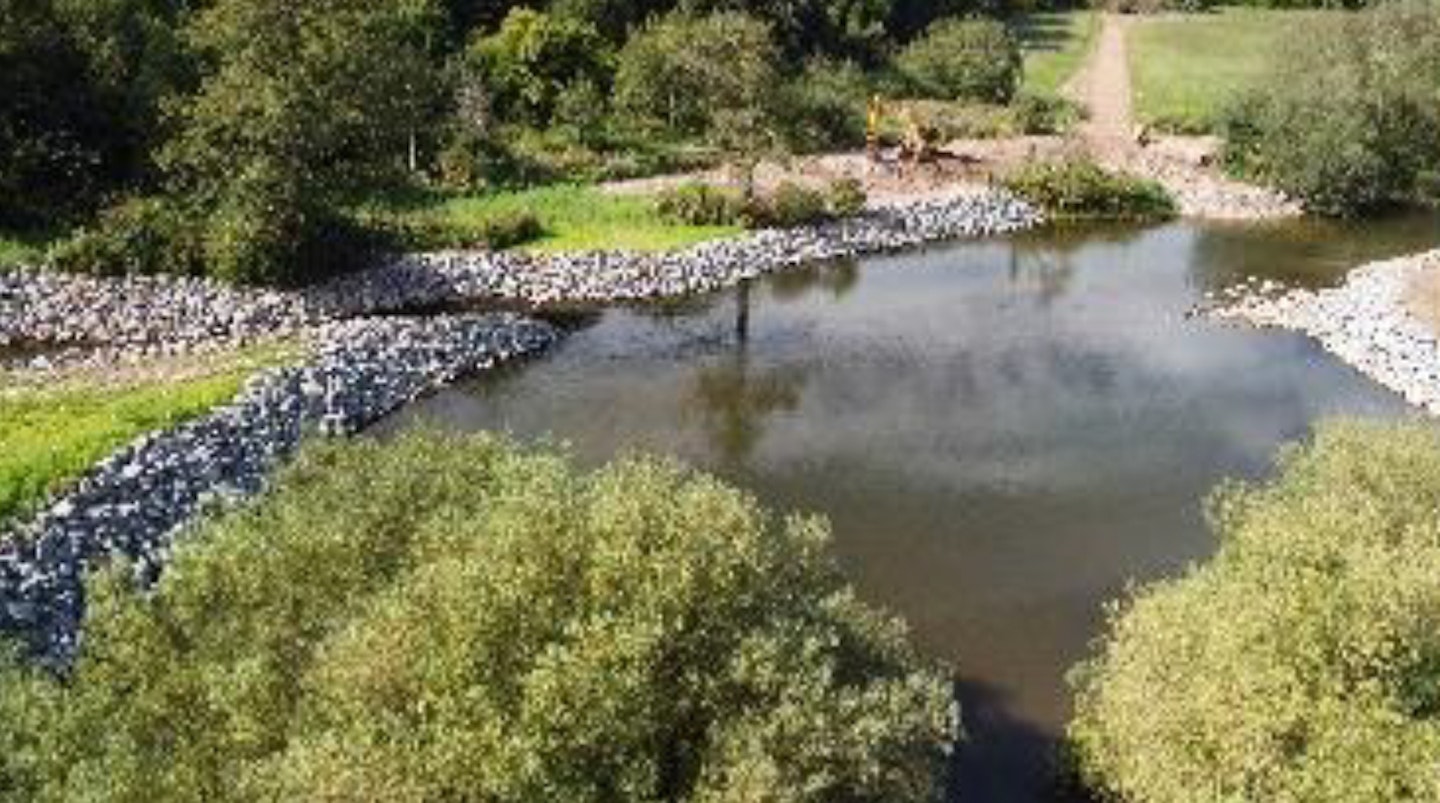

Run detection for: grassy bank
[[400, 185, 743, 253], [1129, 9, 1332, 133], [1020, 10, 1099, 97], [0, 343, 300, 529], [0, 231, 54, 268]]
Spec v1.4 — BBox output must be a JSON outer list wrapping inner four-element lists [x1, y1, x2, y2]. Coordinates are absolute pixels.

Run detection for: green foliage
[[470, 8, 612, 126], [0, 0, 113, 228], [1010, 92, 1082, 135], [746, 182, 834, 229], [656, 183, 747, 227], [376, 207, 543, 251], [614, 12, 780, 141], [1221, 1, 1440, 215], [1003, 160, 1177, 221], [47, 196, 203, 277], [0, 368, 274, 528], [1069, 421, 1440, 803], [827, 177, 869, 217], [781, 57, 873, 152], [161, 0, 446, 283], [895, 18, 1021, 104], [0, 434, 959, 802]]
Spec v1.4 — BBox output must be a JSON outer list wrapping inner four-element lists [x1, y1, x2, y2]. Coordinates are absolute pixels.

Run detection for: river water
[[378, 214, 1437, 801]]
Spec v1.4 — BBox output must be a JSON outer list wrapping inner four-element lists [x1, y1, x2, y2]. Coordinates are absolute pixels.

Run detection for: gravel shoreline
[[1, 190, 1039, 371], [0, 314, 557, 662], [0, 189, 1038, 660], [1207, 249, 1440, 413]]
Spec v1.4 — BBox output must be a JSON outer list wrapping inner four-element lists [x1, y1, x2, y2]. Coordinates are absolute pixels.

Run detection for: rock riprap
[[1208, 249, 1440, 413], [1, 190, 1040, 369], [0, 313, 556, 662]]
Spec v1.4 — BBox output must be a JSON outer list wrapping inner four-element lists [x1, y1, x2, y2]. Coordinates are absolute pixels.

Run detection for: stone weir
[[1, 190, 1041, 372], [0, 314, 557, 663]]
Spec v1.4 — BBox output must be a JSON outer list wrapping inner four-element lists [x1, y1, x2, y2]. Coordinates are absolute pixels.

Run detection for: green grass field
[[0, 343, 300, 529], [1129, 9, 1331, 134], [1020, 10, 1099, 97], [427, 185, 742, 253]]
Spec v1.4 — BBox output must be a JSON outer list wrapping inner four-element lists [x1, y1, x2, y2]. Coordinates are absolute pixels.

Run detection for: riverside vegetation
[[1069, 421, 1440, 803], [0, 434, 957, 802]]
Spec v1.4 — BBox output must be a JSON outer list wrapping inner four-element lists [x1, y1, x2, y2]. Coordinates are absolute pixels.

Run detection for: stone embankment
[[0, 314, 557, 662], [0, 189, 1039, 660], [0, 190, 1039, 370], [1208, 249, 1440, 413]]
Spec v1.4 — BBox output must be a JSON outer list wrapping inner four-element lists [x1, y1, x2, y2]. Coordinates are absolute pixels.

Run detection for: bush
[[614, 12, 780, 140], [47, 197, 204, 277], [746, 182, 833, 229], [1003, 160, 1177, 220], [1069, 421, 1440, 803], [655, 182, 746, 226], [1011, 92, 1083, 136], [1220, 1, 1440, 215], [0, 434, 959, 802], [894, 18, 1021, 104], [827, 177, 869, 217], [781, 57, 872, 152]]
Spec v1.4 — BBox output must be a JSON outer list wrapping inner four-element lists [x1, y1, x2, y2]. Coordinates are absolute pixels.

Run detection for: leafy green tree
[[1069, 420, 1440, 803], [614, 11, 780, 140], [0, 434, 959, 802], [470, 7, 613, 126], [0, 0, 113, 227], [158, 0, 446, 282], [894, 17, 1021, 103]]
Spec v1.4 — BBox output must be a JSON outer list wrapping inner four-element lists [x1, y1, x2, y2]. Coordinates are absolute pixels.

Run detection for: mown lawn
[[427, 185, 742, 253], [1020, 10, 1099, 97], [0, 343, 299, 528], [1128, 8, 1333, 134]]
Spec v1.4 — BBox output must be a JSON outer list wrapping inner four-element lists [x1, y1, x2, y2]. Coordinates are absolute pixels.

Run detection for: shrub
[[47, 196, 204, 277], [614, 12, 780, 140], [894, 18, 1021, 104], [827, 177, 869, 217], [471, 8, 613, 126], [1068, 421, 1440, 803], [0, 434, 959, 802], [781, 57, 872, 152], [746, 181, 833, 229], [1003, 160, 1177, 220], [655, 182, 746, 227], [1011, 92, 1083, 136], [1220, 1, 1440, 215]]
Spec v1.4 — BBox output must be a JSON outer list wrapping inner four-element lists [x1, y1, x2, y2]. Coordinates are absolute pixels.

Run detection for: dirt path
[[1069, 14, 1136, 159]]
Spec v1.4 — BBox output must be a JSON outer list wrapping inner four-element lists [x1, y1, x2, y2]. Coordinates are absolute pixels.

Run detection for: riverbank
[[0, 314, 556, 661], [1208, 249, 1440, 414], [1, 189, 1039, 374], [0, 189, 1038, 660]]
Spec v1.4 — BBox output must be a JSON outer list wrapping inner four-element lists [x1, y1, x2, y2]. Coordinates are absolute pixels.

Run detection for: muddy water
[[377, 213, 1436, 801]]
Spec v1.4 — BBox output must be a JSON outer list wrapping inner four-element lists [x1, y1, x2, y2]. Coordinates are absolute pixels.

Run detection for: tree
[[159, 0, 446, 282], [470, 7, 613, 126], [614, 11, 780, 141], [0, 0, 113, 228], [1069, 421, 1440, 803], [0, 434, 959, 802]]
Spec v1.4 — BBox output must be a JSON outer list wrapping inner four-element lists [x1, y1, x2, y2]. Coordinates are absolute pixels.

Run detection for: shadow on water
[[950, 679, 1097, 803]]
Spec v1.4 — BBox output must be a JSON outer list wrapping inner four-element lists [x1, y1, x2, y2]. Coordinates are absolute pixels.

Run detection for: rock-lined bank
[[0, 314, 557, 662], [1208, 249, 1440, 413], [1, 190, 1039, 370]]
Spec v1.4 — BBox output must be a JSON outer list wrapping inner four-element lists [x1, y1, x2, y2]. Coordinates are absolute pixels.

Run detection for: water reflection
[[378, 216, 1436, 801]]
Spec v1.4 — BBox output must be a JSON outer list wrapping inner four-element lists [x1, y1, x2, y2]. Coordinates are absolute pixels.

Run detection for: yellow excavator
[[865, 95, 938, 170]]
